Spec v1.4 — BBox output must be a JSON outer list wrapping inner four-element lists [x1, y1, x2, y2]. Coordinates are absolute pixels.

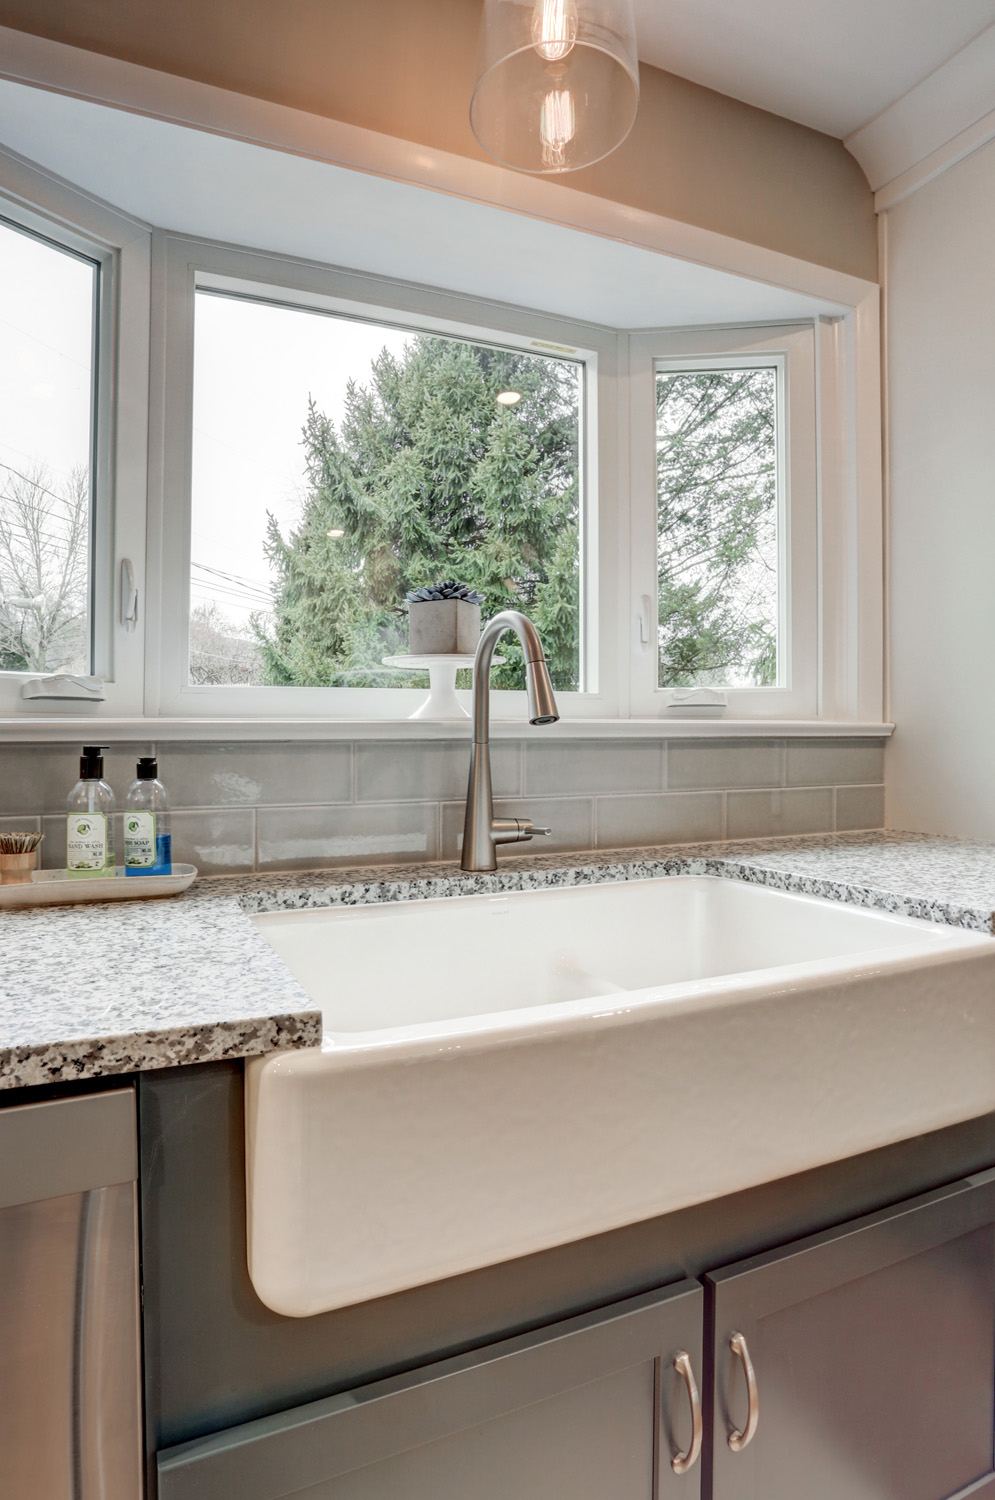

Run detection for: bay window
[[0, 158, 878, 733]]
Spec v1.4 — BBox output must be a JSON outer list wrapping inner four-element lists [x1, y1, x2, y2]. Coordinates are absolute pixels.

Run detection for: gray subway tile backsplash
[[524, 740, 663, 796], [1, 734, 886, 876], [835, 784, 886, 832], [0, 748, 74, 817], [258, 802, 439, 870], [596, 791, 723, 849], [169, 809, 257, 875], [0, 814, 41, 836], [726, 787, 835, 841], [0, 743, 151, 816], [40, 814, 80, 871], [159, 741, 353, 807], [786, 739, 885, 788], [667, 739, 783, 791], [356, 740, 519, 804]]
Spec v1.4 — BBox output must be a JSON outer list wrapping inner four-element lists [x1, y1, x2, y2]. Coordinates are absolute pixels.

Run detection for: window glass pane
[[189, 291, 583, 690], [0, 218, 96, 674], [655, 366, 779, 689]]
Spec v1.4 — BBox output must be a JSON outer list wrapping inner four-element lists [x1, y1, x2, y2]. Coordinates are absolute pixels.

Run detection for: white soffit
[[846, 23, 995, 201], [0, 79, 844, 328], [633, 0, 995, 141]]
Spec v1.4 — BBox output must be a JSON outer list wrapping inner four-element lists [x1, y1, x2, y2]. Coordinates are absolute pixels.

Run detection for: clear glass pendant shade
[[471, 0, 639, 174]]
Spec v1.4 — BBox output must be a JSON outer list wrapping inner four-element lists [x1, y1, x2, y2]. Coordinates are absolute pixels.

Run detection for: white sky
[[0, 217, 94, 499], [191, 293, 410, 626]]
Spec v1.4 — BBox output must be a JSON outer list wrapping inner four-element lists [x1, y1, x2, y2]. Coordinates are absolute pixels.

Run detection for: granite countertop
[[2, 829, 994, 1090], [0, 896, 320, 1089]]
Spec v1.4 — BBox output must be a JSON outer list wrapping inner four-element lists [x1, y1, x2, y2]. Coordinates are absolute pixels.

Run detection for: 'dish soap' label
[[67, 813, 111, 875], [125, 811, 156, 868]]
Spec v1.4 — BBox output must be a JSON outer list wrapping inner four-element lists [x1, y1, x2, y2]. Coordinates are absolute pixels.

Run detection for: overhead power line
[[190, 560, 273, 605], [0, 461, 87, 510], [192, 559, 272, 591]]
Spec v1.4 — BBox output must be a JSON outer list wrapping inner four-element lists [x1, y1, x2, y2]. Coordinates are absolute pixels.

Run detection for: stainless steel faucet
[[460, 609, 559, 872]]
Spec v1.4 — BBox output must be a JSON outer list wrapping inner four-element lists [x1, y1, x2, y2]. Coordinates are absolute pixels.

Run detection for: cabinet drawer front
[[706, 1171, 995, 1500], [158, 1279, 704, 1500]]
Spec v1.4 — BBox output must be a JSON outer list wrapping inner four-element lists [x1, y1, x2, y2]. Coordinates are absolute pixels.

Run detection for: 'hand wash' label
[[67, 814, 111, 876]]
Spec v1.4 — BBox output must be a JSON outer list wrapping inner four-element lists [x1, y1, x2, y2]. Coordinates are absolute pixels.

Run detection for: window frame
[[628, 324, 820, 719], [0, 162, 881, 736], [147, 231, 623, 721], [0, 146, 151, 719]]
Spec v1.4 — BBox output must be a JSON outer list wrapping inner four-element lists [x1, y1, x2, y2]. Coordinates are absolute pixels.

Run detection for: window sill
[[0, 716, 895, 743]]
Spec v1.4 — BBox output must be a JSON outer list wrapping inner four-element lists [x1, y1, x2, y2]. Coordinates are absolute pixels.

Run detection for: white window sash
[[0, 146, 150, 720], [628, 324, 823, 720], [147, 233, 622, 721]]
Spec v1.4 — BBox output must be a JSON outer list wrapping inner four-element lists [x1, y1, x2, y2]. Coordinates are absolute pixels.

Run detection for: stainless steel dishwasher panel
[[0, 1090, 142, 1500]]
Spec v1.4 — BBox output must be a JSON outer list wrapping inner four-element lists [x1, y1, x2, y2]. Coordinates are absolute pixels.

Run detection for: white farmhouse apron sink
[[244, 876, 995, 1317]]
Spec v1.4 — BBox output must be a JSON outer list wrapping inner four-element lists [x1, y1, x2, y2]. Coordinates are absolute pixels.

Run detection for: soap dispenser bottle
[[66, 746, 116, 878], [124, 757, 171, 876]]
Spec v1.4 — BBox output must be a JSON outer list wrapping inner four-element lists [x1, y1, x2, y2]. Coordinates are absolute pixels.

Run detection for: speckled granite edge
[[212, 832, 995, 936], [0, 1011, 321, 1090], [711, 861, 994, 934]]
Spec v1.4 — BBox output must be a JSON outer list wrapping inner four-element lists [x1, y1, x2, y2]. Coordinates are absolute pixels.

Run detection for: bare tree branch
[[0, 464, 89, 672]]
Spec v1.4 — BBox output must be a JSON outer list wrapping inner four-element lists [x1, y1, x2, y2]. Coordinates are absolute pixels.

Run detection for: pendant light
[[470, 0, 639, 175]]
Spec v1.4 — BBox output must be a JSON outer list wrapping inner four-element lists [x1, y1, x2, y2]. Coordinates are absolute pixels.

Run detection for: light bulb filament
[[532, 0, 577, 62], [539, 88, 576, 170]]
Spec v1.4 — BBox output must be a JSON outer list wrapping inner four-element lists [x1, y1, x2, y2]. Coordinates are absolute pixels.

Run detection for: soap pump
[[66, 746, 116, 878], [124, 757, 171, 876]]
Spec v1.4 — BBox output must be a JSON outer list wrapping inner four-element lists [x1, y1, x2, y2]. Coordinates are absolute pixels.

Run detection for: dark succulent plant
[[405, 580, 485, 605]]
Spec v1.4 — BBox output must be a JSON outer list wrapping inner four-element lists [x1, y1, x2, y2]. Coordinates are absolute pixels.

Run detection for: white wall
[[886, 135, 995, 836]]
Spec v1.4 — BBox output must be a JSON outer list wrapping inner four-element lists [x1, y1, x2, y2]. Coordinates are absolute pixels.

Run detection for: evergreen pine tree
[[256, 335, 581, 690], [656, 369, 778, 688]]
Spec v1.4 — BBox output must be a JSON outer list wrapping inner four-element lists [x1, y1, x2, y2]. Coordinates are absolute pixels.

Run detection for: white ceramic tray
[[0, 864, 198, 908]]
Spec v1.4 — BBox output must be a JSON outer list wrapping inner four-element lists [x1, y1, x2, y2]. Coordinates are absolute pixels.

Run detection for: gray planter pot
[[407, 599, 481, 655]]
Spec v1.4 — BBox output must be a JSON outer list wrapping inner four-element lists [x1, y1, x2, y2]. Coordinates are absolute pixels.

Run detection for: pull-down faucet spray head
[[525, 657, 559, 726]]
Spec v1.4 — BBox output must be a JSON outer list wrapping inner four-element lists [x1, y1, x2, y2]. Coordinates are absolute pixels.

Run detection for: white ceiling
[[0, 81, 848, 329], [634, 0, 995, 139]]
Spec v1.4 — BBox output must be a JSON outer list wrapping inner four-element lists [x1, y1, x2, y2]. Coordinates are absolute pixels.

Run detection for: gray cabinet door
[[706, 1169, 995, 1500], [158, 1278, 703, 1500]]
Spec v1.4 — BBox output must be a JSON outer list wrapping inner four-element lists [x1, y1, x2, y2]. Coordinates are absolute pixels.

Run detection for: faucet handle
[[491, 818, 552, 847]]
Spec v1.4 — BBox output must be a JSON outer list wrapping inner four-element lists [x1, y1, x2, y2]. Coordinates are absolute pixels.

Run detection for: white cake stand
[[382, 654, 503, 720]]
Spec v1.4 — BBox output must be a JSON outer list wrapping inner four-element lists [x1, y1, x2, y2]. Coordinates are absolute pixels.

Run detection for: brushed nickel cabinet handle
[[728, 1331, 759, 1451], [671, 1349, 703, 1474]]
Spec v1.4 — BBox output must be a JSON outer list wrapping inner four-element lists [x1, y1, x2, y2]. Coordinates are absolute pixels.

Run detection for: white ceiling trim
[[846, 21, 995, 202], [871, 104, 995, 212], [0, 23, 874, 309], [631, 0, 995, 142]]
